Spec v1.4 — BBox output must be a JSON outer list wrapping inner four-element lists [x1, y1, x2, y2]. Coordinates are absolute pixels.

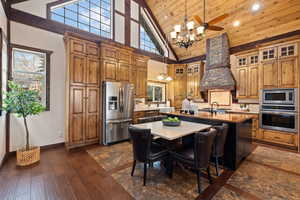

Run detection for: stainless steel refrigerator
[[102, 81, 134, 145]]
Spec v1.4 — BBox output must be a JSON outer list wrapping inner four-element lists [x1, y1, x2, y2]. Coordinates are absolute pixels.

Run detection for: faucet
[[210, 102, 219, 113]]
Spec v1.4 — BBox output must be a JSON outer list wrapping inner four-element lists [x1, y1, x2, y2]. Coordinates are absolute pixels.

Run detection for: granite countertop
[[226, 110, 259, 115], [162, 111, 255, 123]]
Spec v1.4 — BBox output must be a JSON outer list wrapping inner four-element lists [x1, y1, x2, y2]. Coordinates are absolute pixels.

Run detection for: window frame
[[11, 44, 53, 111], [47, 0, 114, 40], [146, 80, 166, 104], [139, 15, 164, 56]]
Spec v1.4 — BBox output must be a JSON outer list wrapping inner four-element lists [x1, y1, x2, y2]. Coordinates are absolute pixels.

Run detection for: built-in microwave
[[261, 88, 297, 105]]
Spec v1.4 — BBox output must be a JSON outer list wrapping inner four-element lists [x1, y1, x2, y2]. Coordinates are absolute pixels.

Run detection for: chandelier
[[170, 0, 205, 49]]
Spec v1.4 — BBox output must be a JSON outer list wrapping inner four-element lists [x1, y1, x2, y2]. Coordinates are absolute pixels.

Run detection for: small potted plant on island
[[2, 81, 45, 166]]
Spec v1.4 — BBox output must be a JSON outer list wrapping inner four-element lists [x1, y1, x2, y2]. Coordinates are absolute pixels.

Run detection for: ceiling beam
[[138, 0, 179, 61]]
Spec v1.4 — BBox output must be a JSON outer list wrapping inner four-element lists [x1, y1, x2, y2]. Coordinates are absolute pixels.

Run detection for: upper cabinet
[[131, 54, 149, 98], [101, 43, 133, 82], [235, 52, 259, 99], [187, 62, 204, 101], [259, 42, 299, 89], [168, 64, 187, 109]]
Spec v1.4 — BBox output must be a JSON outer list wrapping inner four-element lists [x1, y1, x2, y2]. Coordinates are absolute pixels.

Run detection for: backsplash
[[195, 102, 259, 113]]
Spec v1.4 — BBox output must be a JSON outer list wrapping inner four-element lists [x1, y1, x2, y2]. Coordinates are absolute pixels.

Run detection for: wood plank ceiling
[[146, 0, 300, 60]]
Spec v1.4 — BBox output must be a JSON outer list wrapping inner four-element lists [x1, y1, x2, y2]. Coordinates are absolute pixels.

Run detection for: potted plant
[[2, 81, 45, 166]]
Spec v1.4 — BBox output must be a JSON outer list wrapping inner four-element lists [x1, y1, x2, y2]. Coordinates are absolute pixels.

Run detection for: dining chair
[[169, 128, 217, 193], [128, 126, 169, 186], [212, 123, 229, 176]]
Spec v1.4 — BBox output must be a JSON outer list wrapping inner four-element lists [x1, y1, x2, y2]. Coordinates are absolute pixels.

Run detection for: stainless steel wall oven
[[260, 88, 298, 133]]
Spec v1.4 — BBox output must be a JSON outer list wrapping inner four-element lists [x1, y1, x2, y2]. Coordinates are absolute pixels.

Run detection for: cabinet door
[[186, 67, 193, 97], [236, 67, 248, 98], [103, 59, 117, 81], [86, 57, 100, 86], [248, 65, 259, 98], [130, 67, 138, 96], [70, 54, 86, 86], [85, 87, 100, 143], [260, 60, 278, 89], [278, 57, 297, 88], [69, 86, 86, 145], [117, 62, 130, 82], [260, 47, 277, 62], [136, 68, 147, 97]]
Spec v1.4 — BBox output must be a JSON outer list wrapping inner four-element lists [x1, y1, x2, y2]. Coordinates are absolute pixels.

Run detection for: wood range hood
[[200, 33, 235, 91]]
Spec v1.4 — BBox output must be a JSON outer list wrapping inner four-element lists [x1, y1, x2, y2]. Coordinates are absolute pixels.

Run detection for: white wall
[[147, 59, 167, 81], [10, 22, 66, 151], [0, 2, 7, 164]]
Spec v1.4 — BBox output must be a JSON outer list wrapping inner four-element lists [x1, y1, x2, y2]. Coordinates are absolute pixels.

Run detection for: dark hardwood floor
[[0, 146, 133, 200]]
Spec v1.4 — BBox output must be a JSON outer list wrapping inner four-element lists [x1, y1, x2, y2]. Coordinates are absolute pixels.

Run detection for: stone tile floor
[[88, 143, 300, 200]]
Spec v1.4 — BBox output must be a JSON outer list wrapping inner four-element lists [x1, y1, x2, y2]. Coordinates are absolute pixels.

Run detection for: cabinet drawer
[[262, 130, 296, 146], [102, 46, 117, 59], [144, 110, 159, 117], [70, 39, 86, 55], [118, 50, 131, 63]]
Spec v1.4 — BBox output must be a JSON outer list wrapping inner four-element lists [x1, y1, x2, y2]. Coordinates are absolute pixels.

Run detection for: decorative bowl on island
[[162, 117, 181, 126]]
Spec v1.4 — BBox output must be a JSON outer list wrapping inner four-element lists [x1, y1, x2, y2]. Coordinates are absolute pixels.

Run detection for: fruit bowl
[[162, 117, 181, 126]]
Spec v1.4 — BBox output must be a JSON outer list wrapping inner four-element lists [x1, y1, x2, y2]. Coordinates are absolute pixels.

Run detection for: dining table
[[132, 120, 212, 141]]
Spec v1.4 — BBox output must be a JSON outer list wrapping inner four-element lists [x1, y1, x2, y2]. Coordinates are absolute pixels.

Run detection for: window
[[140, 16, 163, 55], [146, 81, 166, 103], [12, 45, 52, 110], [49, 0, 112, 39]]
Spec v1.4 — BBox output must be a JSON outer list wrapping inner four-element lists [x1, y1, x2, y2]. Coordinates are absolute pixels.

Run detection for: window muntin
[[12, 48, 49, 110], [140, 26, 160, 55], [50, 0, 112, 39]]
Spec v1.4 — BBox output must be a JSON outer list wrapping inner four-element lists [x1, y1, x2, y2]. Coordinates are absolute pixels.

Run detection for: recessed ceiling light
[[252, 3, 261, 12], [233, 20, 240, 27]]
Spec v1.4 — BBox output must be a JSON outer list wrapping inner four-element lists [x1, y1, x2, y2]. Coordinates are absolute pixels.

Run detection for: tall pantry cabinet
[[64, 34, 101, 149]]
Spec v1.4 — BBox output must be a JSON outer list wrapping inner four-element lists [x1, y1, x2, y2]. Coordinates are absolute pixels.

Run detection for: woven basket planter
[[16, 146, 40, 166]]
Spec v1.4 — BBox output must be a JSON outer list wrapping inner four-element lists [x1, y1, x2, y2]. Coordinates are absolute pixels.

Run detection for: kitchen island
[[162, 111, 254, 170]]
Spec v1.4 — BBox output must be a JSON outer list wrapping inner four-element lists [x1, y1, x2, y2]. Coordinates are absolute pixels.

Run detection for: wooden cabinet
[[117, 62, 130, 82], [251, 115, 259, 139], [64, 33, 101, 149], [136, 67, 147, 98], [235, 52, 259, 99], [259, 42, 299, 89], [86, 57, 100, 86], [85, 87, 100, 143], [260, 60, 278, 89], [131, 54, 149, 98], [260, 129, 297, 149], [187, 62, 204, 101], [168, 64, 187, 109], [102, 59, 117, 81], [101, 43, 134, 82], [133, 110, 159, 124], [70, 54, 87, 86], [69, 86, 100, 145], [69, 86, 86, 145], [278, 57, 298, 88]]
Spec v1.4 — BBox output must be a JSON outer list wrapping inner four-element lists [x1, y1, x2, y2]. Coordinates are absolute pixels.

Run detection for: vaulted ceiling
[[146, 0, 300, 61]]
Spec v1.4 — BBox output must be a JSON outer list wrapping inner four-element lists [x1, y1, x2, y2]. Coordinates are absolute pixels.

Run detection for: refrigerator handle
[[121, 87, 124, 112], [119, 87, 122, 112]]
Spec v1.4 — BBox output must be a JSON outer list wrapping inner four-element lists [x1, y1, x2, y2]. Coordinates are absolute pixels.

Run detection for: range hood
[[200, 33, 235, 91]]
